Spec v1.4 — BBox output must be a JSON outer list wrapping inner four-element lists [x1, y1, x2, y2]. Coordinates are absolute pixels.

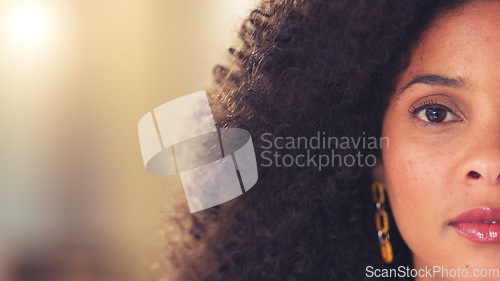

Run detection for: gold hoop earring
[[371, 181, 393, 263]]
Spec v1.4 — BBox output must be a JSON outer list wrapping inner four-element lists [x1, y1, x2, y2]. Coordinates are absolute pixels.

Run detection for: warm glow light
[[10, 6, 47, 43], [2, 1, 57, 54]]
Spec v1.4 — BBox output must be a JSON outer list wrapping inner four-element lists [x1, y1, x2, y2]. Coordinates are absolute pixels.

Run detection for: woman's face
[[381, 1, 500, 279]]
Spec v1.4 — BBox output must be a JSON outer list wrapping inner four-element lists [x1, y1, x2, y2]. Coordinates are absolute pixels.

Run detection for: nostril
[[468, 171, 481, 179]]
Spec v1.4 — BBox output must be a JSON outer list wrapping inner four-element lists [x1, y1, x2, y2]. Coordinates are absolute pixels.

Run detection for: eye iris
[[425, 107, 446, 122]]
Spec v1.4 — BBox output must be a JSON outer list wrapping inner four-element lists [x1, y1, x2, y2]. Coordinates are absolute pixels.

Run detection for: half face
[[381, 2, 500, 280]]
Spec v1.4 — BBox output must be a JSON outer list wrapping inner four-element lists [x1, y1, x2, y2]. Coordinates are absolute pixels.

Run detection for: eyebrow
[[398, 74, 466, 95]]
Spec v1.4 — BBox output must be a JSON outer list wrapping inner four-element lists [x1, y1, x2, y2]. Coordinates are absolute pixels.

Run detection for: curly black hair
[[162, 1, 473, 280]]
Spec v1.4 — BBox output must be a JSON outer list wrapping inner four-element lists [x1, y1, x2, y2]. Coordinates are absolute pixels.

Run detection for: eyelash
[[408, 99, 461, 125], [408, 99, 456, 115]]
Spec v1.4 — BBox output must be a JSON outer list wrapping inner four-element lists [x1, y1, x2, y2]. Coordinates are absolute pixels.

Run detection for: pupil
[[425, 108, 446, 122]]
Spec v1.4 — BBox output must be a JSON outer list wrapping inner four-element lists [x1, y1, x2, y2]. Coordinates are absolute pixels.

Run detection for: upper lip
[[449, 207, 500, 225]]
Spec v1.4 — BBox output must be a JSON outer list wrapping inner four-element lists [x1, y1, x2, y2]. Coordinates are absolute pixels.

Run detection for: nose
[[465, 162, 500, 185], [462, 137, 500, 186]]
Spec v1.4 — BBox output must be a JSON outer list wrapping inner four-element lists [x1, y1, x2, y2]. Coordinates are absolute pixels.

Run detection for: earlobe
[[371, 159, 385, 186]]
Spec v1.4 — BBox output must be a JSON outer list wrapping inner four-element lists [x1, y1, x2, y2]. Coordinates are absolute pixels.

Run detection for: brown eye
[[425, 107, 447, 123], [414, 104, 461, 124]]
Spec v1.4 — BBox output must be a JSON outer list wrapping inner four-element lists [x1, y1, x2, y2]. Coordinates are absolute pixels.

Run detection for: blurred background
[[0, 0, 256, 280]]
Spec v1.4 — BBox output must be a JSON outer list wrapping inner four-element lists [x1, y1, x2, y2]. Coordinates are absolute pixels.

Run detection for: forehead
[[398, 1, 500, 89]]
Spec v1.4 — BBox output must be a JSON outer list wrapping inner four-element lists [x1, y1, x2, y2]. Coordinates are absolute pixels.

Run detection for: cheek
[[380, 109, 457, 247], [383, 141, 427, 216], [383, 139, 452, 203], [381, 103, 457, 202]]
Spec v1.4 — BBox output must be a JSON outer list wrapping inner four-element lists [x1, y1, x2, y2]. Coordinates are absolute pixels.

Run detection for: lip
[[449, 207, 500, 244]]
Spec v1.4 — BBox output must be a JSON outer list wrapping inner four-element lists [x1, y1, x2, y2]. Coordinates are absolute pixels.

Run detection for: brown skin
[[378, 2, 500, 280]]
